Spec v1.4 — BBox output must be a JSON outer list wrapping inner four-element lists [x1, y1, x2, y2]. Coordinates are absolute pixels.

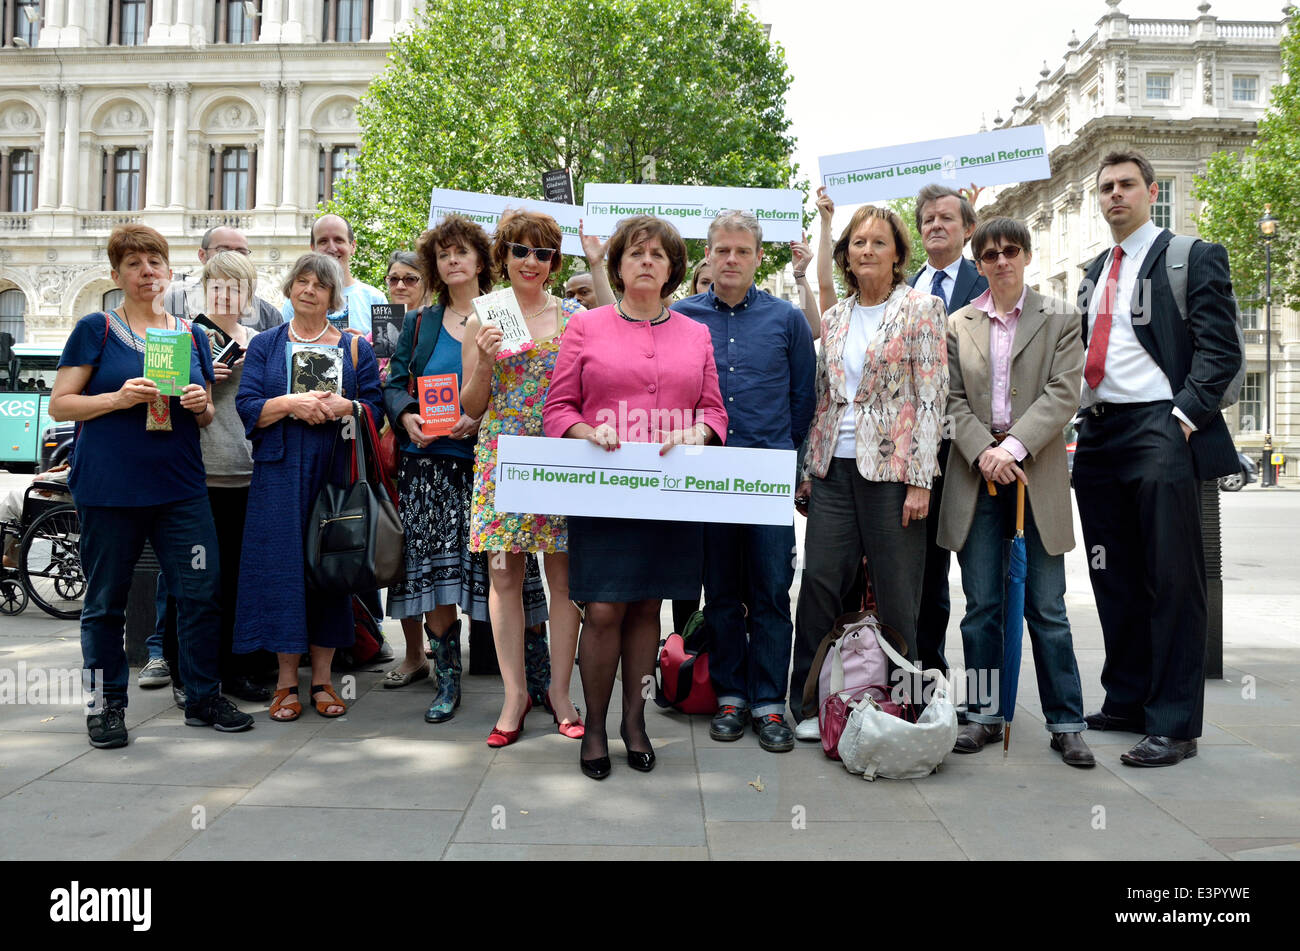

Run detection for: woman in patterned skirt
[[463, 209, 584, 747], [382, 222, 549, 723]]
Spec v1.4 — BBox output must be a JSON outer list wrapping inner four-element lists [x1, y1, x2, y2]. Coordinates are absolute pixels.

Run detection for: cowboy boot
[[424, 619, 462, 724]]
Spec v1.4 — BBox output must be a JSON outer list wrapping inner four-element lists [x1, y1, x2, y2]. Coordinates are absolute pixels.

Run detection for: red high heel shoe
[[543, 694, 585, 739], [486, 697, 532, 748]]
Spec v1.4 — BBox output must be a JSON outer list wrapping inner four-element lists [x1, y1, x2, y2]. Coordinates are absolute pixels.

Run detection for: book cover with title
[[143, 328, 191, 396], [371, 303, 406, 359], [472, 288, 534, 359], [287, 343, 344, 396], [419, 373, 460, 437]]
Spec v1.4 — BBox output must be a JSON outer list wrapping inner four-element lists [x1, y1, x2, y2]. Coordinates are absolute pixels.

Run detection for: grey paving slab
[[1108, 745, 1300, 805], [173, 805, 460, 861], [705, 819, 966, 861], [456, 761, 706, 847], [696, 745, 936, 822], [240, 736, 492, 811], [1216, 724, 1300, 758], [0, 779, 244, 860], [1223, 841, 1300, 861], [916, 760, 1229, 860], [443, 843, 710, 860], [40, 728, 311, 789], [0, 729, 93, 797]]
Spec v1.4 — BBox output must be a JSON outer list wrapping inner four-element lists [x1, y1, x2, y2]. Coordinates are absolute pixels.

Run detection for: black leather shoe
[[620, 726, 656, 772], [223, 676, 273, 703], [952, 722, 1003, 753], [1121, 735, 1198, 767], [709, 704, 749, 742], [171, 685, 187, 710], [1085, 710, 1145, 733], [1050, 731, 1096, 768], [752, 713, 794, 752], [580, 755, 611, 780]]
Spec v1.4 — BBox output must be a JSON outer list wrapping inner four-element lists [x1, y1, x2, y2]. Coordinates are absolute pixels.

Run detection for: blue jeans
[[78, 496, 222, 712], [149, 572, 167, 661], [703, 523, 796, 718], [955, 487, 1085, 732]]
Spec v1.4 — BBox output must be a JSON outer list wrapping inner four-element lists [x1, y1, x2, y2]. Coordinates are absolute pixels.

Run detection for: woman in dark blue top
[[234, 252, 383, 722], [50, 224, 254, 750], [382, 225, 551, 724]]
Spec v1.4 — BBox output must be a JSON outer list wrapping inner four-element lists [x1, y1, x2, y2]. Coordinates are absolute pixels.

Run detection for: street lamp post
[[1257, 206, 1278, 487]]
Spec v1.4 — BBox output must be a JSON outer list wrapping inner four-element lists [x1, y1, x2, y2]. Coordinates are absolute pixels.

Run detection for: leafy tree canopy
[[329, 0, 803, 289], [1194, 20, 1300, 308]]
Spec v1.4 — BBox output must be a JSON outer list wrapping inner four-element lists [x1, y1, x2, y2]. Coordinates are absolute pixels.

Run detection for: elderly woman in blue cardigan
[[233, 252, 383, 721]]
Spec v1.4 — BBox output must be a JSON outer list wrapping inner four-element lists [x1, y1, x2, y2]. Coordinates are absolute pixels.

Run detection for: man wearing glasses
[[163, 226, 284, 332], [282, 214, 388, 335]]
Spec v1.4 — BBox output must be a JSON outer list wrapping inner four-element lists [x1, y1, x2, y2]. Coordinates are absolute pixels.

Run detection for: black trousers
[[1072, 401, 1207, 739], [790, 460, 926, 721], [915, 439, 952, 672]]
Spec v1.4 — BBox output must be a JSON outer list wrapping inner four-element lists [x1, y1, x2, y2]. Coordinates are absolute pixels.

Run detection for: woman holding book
[[463, 209, 584, 746], [544, 215, 727, 779], [49, 224, 253, 750], [233, 252, 383, 722], [382, 221, 550, 721]]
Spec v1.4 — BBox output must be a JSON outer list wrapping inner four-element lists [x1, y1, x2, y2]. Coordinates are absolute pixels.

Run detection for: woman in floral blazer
[[791, 205, 948, 718]]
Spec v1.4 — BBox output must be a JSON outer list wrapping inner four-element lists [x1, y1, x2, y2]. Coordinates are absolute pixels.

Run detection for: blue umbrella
[[998, 480, 1028, 755]]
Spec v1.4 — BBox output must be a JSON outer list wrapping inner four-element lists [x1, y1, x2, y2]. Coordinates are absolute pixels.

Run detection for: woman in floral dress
[[462, 209, 584, 747]]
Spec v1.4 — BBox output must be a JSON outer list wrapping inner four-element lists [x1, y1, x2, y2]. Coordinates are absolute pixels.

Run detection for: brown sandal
[[311, 683, 347, 718], [270, 686, 301, 722]]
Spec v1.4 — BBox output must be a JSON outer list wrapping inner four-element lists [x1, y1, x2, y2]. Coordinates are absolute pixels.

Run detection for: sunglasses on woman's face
[[506, 242, 558, 264], [978, 245, 1023, 264], [386, 274, 422, 287]]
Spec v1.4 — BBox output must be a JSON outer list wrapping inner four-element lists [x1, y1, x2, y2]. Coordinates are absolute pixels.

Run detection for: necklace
[[616, 301, 669, 325], [859, 288, 891, 307], [289, 318, 331, 343], [446, 303, 473, 326], [519, 294, 553, 321]]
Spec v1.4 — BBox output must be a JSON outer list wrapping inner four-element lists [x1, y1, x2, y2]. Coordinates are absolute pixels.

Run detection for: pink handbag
[[820, 683, 914, 760]]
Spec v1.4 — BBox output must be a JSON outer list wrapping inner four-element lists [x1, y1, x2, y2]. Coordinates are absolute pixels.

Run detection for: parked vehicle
[[1219, 452, 1257, 492], [39, 421, 75, 472]]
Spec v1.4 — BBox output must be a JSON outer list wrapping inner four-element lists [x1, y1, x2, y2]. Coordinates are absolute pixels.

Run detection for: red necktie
[[1083, 246, 1123, 390]]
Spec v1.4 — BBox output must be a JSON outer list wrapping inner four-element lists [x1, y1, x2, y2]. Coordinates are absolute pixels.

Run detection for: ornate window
[[1145, 72, 1172, 101], [1238, 373, 1263, 434], [1151, 178, 1174, 230], [110, 0, 151, 46], [4, 149, 37, 212], [102, 148, 144, 211], [208, 146, 255, 210], [323, 0, 372, 42], [8, 0, 42, 46], [215, 0, 259, 43], [1232, 75, 1259, 103], [0, 287, 25, 345], [317, 145, 357, 204]]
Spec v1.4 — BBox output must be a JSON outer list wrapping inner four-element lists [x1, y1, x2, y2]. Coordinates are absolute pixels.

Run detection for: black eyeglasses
[[506, 242, 558, 264], [386, 274, 422, 287], [978, 246, 1023, 264]]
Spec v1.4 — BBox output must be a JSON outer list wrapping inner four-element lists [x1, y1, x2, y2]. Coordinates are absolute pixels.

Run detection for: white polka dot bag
[[837, 629, 958, 781]]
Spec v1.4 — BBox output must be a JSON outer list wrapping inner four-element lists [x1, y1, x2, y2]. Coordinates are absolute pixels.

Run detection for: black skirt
[[568, 515, 703, 603]]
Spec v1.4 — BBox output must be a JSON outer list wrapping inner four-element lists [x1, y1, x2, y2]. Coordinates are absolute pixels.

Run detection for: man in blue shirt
[[676, 210, 817, 752], [282, 214, 387, 334]]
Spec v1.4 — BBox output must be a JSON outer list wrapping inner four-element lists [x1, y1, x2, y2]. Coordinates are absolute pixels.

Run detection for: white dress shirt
[[915, 257, 963, 310], [1081, 218, 1195, 430]]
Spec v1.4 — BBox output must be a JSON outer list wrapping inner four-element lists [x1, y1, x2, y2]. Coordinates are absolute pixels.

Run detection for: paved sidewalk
[[1, 489, 1297, 861]]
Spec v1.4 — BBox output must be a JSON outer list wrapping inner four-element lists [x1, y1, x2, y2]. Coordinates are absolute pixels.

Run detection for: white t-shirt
[[834, 301, 887, 459]]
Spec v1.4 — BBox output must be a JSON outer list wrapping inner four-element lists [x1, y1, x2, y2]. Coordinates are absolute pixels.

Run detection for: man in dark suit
[[907, 185, 988, 678], [1074, 150, 1241, 767]]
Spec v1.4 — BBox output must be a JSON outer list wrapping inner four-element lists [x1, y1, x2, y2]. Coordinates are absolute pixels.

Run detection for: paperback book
[[371, 303, 405, 359], [418, 373, 460, 437], [472, 288, 534, 359], [287, 343, 344, 396], [143, 328, 191, 396]]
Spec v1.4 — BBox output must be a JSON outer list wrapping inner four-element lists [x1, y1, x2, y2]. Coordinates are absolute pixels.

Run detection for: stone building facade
[[0, 1, 425, 345], [984, 0, 1296, 469]]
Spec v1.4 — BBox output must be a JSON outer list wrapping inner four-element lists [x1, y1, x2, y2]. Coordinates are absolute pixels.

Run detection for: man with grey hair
[[163, 225, 284, 332], [906, 184, 988, 684], [676, 210, 816, 753]]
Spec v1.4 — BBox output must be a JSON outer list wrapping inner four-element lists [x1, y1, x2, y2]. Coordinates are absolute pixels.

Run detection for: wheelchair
[[0, 480, 85, 620]]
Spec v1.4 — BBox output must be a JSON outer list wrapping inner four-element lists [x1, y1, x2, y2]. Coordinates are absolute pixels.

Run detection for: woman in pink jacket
[[545, 215, 728, 781]]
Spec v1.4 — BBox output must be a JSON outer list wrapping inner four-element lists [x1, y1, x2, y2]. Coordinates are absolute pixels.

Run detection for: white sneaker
[[137, 657, 170, 688], [794, 718, 820, 742]]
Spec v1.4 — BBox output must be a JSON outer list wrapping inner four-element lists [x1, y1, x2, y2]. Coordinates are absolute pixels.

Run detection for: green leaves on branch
[[328, 0, 803, 288]]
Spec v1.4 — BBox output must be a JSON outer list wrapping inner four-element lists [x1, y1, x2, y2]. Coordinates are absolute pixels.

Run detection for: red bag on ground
[[654, 610, 718, 715]]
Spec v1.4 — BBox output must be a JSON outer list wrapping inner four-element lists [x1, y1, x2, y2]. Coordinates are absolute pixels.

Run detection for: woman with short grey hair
[[233, 251, 383, 722]]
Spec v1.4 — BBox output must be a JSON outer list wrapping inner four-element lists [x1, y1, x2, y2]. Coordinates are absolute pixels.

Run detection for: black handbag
[[305, 401, 406, 594]]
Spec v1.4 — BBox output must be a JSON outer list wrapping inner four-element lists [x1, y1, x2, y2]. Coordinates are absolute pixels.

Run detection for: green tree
[[328, 0, 803, 288], [1194, 20, 1300, 308]]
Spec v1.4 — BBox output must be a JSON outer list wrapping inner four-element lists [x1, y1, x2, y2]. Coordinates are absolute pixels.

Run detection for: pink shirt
[[971, 286, 1028, 462], [543, 305, 728, 444]]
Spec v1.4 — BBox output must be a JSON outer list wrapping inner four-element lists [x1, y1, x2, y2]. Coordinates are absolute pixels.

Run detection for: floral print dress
[[470, 297, 580, 553]]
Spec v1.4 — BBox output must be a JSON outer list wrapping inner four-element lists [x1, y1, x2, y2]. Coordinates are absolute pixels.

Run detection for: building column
[[247, 141, 258, 208], [146, 82, 169, 209], [59, 83, 81, 209], [325, 0, 336, 41], [173, 0, 193, 45], [0, 148, 11, 213], [103, 145, 118, 211], [371, 0, 396, 41], [257, 81, 280, 209], [148, 0, 173, 45], [63, 0, 87, 43], [281, 81, 301, 207], [169, 81, 190, 208], [259, 0, 284, 42], [40, 0, 66, 47], [399, 0, 418, 27], [38, 84, 60, 208], [281, 0, 304, 41]]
